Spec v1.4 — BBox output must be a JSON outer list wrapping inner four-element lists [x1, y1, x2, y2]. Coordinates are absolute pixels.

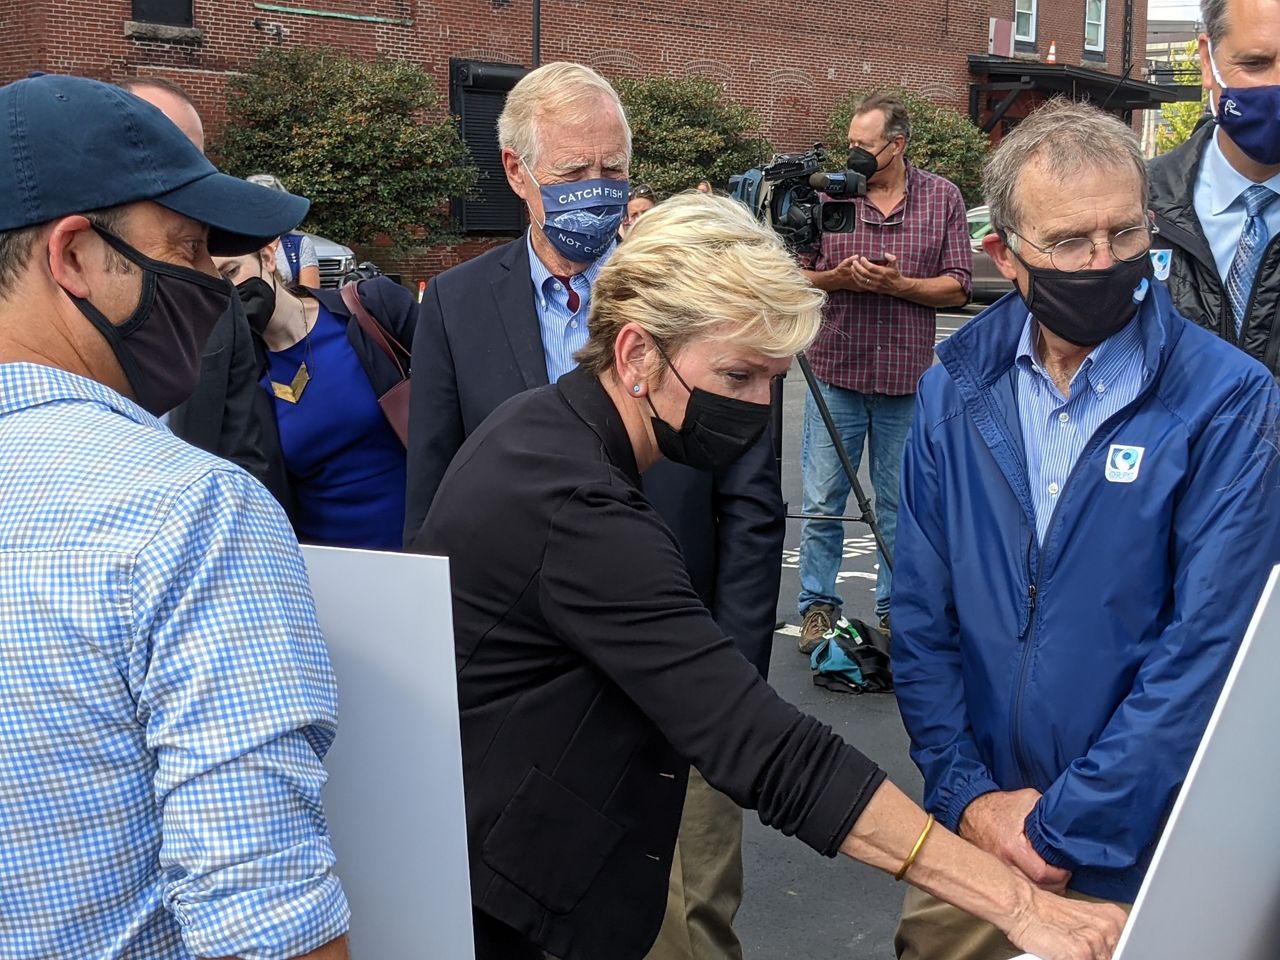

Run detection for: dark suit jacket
[[405, 236, 784, 674], [420, 368, 885, 960], [169, 296, 270, 484]]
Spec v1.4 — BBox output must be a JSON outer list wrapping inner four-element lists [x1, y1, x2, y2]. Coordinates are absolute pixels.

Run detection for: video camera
[[728, 144, 878, 251]]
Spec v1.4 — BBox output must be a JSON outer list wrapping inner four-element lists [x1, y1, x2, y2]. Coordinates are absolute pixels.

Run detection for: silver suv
[[308, 233, 356, 288]]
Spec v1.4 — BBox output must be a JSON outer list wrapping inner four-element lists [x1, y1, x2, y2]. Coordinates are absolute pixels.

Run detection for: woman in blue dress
[[215, 241, 416, 551]]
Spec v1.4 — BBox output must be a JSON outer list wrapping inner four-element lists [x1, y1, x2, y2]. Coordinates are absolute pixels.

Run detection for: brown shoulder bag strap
[[339, 280, 409, 379]]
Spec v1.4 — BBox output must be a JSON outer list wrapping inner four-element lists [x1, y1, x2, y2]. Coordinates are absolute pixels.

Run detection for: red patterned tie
[[552, 274, 580, 313]]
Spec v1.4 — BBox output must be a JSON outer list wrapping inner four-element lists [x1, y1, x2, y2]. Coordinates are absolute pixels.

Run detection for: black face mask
[[1010, 248, 1153, 347], [846, 146, 880, 180], [235, 275, 276, 336], [69, 226, 232, 415], [645, 348, 771, 472]]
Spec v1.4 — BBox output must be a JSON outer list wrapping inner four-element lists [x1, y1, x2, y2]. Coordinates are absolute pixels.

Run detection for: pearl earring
[[632, 384, 642, 394]]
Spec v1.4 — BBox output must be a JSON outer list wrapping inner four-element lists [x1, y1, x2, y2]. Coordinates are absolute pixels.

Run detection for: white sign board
[[302, 545, 473, 960], [1016, 565, 1280, 960]]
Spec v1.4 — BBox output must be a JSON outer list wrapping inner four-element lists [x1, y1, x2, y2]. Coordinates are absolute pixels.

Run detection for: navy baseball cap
[[0, 73, 308, 255]]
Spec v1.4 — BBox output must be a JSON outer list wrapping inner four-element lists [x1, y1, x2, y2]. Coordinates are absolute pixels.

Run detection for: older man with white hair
[[891, 98, 1280, 959], [404, 62, 785, 960]]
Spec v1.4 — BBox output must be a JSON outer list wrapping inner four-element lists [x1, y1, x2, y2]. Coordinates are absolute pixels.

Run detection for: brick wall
[[0, 1, 47, 82], [3, 0, 1144, 283], [990, 0, 1144, 73]]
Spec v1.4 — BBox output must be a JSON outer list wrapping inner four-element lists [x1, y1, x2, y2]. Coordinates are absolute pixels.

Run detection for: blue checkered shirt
[[1015, 315, 1148, 543], [0, 363, 349, 959], [527, 229, 613, 383]]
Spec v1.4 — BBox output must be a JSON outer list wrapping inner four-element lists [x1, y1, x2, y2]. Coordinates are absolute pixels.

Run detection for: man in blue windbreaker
[[892, 99, 1280, 960]]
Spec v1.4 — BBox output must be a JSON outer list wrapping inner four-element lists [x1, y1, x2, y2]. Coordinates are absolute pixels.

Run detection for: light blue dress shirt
[[1015, 314, 1148, 543], [527, 230, 614, 383], [1193, 129, 1280, 281], [0, 363, 348, 958]]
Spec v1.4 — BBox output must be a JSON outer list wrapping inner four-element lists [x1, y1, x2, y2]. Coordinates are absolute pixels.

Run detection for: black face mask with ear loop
[[846, 146, 880, 180], [235, 258, 277, 336], [644, 343, 771, 472], [67, 225, 232, 416]]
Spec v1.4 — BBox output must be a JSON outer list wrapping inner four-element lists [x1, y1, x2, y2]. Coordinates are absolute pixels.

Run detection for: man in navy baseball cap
[[1, 72, 307, 255], [0, 72, 350, 960], [0, 72, 310, 414]]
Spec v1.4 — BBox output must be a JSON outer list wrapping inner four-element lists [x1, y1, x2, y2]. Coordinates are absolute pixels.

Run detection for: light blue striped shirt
[[527, 230, 614, 383], [1193, 129, 1280, 283], [1015, 314, 1148, 543]]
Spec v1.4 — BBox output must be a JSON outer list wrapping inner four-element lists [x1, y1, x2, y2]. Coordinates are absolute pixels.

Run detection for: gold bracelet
[[895, 813, 936, 882]]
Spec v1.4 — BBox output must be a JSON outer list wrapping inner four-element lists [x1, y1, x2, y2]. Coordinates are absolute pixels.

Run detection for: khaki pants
[[895, 886, 1132, 960], [642, 768, 745, 960]]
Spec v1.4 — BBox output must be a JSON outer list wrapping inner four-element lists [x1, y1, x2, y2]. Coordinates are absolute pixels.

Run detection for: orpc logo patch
[[1150, 248, 1172, 282], [1105, 444, 1145, 483]]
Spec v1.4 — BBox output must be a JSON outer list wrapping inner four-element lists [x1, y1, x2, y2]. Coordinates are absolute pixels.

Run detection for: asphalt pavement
[[733, 307, 974, 960]]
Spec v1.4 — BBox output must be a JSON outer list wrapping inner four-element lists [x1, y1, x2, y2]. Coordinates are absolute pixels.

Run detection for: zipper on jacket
[[1011, 538, 1039, 785], [1005, 354, 1165, 787]]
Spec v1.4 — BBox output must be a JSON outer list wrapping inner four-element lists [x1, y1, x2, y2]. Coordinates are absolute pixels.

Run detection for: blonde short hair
[[497, 61, 631, 169], [576, 193, 826, 376]]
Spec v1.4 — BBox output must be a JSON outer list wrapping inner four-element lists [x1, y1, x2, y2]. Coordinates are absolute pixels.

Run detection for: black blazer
[[404, 236, 784, 675], [419, 368, 885, 960], [169, 296, 270, 484], [255, 277, 417, 522]]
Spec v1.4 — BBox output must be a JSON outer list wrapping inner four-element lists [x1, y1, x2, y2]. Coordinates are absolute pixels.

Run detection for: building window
[[131, 0, 192, 27], [450, 60, 528, 234], [1015, 0, 1037, 42], [1085, 0, 1106, 52]]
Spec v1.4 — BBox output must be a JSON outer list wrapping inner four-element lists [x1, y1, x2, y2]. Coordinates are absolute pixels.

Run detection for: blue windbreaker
[[893, 283, 1280, 902]]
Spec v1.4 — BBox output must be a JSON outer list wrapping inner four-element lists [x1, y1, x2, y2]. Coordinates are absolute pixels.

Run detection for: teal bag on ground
[[809, 617, 894, 694]]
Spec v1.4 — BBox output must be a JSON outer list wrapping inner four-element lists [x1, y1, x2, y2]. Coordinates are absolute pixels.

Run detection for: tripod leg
[[794, 352, 893, 572]]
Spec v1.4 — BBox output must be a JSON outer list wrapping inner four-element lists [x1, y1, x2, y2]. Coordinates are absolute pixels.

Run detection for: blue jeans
[[797, 383, 916, 619]]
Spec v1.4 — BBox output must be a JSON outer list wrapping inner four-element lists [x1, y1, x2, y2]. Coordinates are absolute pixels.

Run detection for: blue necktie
[[1226, 184, 1278, 337]]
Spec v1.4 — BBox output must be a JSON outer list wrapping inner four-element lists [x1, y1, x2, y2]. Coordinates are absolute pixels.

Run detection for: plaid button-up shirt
[[0, 363, 348, 959], [805, 163, 971, 396]]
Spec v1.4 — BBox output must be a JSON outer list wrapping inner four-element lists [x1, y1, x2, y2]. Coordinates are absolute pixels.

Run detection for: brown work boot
[[799, 603, 838, 654]]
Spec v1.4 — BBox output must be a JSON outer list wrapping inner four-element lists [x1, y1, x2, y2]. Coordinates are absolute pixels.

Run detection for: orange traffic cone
[[1047, 40, 1057, 63]]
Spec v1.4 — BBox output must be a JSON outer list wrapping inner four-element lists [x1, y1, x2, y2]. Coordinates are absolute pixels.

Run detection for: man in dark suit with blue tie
[[404, 62, 784, 960]]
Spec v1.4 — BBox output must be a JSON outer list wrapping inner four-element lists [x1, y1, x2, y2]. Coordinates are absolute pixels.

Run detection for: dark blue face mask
[[1210, 44, 1280, 166], [522, 160, 628, 262]]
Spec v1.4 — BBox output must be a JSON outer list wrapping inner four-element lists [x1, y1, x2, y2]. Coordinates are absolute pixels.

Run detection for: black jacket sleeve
[[170, 296, 270, 486], [214, 295, 271, 485], [708, 424, 785, 677], [403, 277, 466, 547], [539, 481, 885, 856]]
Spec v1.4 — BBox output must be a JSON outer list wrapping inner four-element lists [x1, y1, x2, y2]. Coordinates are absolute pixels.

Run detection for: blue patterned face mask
[[1209, 43, 1280, 166], [522, 160, 628, 262]]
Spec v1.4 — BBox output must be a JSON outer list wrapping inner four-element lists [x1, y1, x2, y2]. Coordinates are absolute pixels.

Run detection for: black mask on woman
[[1010, 247, 1153, 347], [235, 275, 277, 336], [645, 346, 771, 472], [68, 225, 233, 416]]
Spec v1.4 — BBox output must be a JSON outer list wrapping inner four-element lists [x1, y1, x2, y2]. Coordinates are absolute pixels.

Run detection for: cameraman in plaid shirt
[[797, 91, 972, 652]]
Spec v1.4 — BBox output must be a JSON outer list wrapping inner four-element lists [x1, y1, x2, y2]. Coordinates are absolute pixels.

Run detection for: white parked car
[[967, 205, 1014, 303], [308, 233, 356, 288]]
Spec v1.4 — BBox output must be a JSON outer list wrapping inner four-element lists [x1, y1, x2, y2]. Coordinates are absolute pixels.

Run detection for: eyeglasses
[[1008, 224, 1156, 272], [860, 194, 907, 228], [632, 184, 656, 200]]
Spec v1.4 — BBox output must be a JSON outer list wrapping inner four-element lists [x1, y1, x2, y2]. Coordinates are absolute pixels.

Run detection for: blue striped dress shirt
[[527, 230, 614, 383], [1015, 313, 1148, 543]]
